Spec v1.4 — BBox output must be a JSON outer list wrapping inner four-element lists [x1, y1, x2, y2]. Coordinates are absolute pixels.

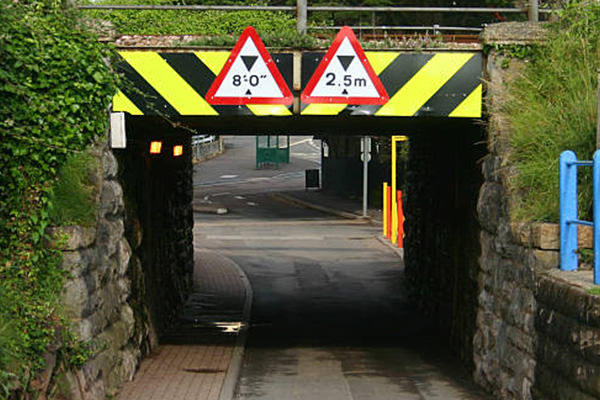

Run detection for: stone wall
[[51, 143, 140, 399], [48, 120, 194, 399], [475, 110, 600, 398], [474, 154, 539, 399], [192, 136, 224, 164], [472, 24, 546, 398], [474, 24, 600, 399], [534, 269, 600, 400]]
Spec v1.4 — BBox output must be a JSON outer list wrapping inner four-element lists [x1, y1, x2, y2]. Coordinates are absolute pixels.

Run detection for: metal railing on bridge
[[78, 1, 550, 36], [192, 135, 216, 146], [191, 135, 219, 162], [559, 150, 600, 284]]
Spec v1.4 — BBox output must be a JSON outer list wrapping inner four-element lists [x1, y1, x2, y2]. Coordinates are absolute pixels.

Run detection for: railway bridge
[[50, 21, 600, 400]]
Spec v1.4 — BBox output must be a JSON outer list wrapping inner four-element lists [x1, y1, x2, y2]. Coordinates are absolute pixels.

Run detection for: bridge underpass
[[112, 111, 486, 399], [109, 42, 487, 398], [198, 134, 488, 400]]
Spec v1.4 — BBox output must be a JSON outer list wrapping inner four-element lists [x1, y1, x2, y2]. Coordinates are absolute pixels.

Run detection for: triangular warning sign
[[301, 26, 388, 105], [206, 26, 293, 105]]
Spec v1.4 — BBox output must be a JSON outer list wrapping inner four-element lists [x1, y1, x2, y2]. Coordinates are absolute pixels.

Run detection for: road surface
[[193, 136, 489, 400]]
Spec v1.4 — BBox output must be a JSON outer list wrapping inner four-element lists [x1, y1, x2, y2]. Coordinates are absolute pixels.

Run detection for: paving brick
[[117, 250, 247, 400]]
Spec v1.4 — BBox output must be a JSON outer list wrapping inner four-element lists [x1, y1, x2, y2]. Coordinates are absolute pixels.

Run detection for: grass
[[587, 287, 600, 296], [0, 313, 21, 397], [48, 152, 99, 226], [502, 1, 600, 222]]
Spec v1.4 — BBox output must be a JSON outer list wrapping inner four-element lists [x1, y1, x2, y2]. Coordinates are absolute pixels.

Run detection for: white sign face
[[110, 112, 126, 149], [310, 37, 380, 98], [213, 37, 284, 99]]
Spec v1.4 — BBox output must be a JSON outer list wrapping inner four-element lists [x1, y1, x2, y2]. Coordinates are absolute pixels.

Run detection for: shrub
[[504, 1, 600, 222], [82, 0, 298, 36]]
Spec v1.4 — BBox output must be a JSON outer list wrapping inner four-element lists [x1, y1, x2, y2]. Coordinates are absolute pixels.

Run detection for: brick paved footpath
[[118, 250, 250, 400]]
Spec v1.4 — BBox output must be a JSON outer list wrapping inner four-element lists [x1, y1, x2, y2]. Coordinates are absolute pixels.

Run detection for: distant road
[[193, 136, 489, 400]]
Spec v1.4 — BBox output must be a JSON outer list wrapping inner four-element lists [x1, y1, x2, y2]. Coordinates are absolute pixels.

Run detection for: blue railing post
[[594, 150, 600, 284], [559, 150, 600, 283], [560, 150, 578, 271]]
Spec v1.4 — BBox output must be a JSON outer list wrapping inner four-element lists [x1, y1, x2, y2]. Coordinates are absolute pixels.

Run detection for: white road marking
[[307, 139, 322, 151], [194, 219, 369, 227], [290, 138, 313, 147], [194, 171, 305, 188], [220, 174, 238, 179], [293, 153, 320, 157], [204, 235, 372, 240]]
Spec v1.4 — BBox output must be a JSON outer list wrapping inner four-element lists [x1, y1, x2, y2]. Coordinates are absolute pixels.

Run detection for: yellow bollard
[[390, 136, 408, 244], [391, 140, 397, 243], [383, 182, 388, 236]]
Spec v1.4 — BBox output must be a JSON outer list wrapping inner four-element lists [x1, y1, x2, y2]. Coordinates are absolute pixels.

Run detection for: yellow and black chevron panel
[[113, 51, 294, 117], [300, 52, 482, 118], [113, 50, 482, 118]]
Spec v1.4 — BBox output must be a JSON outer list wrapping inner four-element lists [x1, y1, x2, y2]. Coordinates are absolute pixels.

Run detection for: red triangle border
[[301, 26, 389, 105], [206, 26, 294, 105]]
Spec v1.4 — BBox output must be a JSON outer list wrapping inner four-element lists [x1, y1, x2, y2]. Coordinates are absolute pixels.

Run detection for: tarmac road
[[193, 136, 489, 400], [194, 135, 320, 199]]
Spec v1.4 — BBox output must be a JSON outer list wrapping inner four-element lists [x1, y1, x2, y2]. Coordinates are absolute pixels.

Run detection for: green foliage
[[83, 0, 298, 36], [49, 153, 99, 227], [486, 43, 541, 69], [0, 292, 22, 396], [81, 0, 520, 38], [578, 247, 594, 266], [184, 30, 323, 49], [264, 0, 519, 29], [362, 35, 445, 50], [0, 0, 117, 393], [484, 43, 540, 68], [503, 1, 600, 222], [59, 330, 94, 369], [588, 287, 600, 295]]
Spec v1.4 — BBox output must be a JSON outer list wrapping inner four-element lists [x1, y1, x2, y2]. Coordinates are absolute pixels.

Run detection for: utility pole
[[361, 136, 371, 218], [296, 0, 307, 34], [528, 0, 539, 22]]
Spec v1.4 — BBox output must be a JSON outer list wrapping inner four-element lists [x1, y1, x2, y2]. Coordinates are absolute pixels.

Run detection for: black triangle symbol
[[241, 56, 258, 71], [337, 55, 354, 71], [245, 89, 252, 96], [342, 88, 349, 95]]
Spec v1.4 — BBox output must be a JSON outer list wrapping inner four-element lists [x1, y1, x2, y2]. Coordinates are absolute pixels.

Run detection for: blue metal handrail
[[559, 150, 600, 284]]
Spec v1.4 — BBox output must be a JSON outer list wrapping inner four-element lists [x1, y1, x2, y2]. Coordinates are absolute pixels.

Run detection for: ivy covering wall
[[0, 0, 117, 395]]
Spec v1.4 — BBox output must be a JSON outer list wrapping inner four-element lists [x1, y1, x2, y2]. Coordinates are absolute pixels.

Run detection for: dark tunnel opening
[[114, 115, 488, 396], [115, 120, 195, 349]]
